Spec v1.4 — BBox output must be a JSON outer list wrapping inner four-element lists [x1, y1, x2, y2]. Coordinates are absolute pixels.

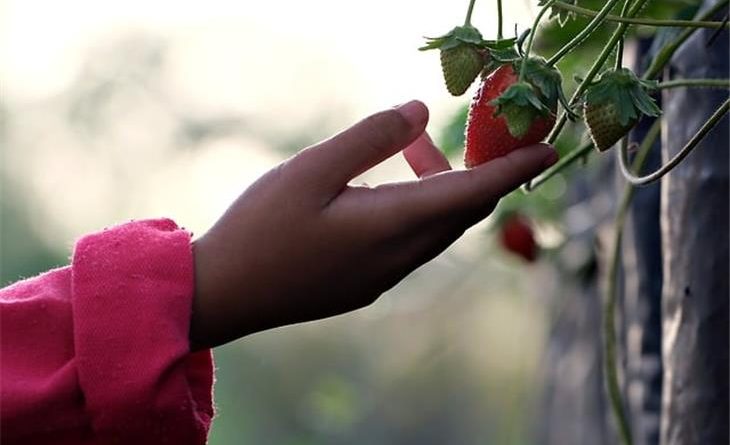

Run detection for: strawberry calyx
[[420, 26, 518, 68], [483, 38, 521, 76], [419, 25, 486, 51], [489, 57, 568, 138], [584, 68, 661, 127], [518, 57, 576, 120], [490, 82, 551, 138]]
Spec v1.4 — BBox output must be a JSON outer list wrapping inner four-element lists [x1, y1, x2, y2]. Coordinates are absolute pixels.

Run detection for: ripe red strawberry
[[499, 214, 537, 263], [464, 64, 557, 168]]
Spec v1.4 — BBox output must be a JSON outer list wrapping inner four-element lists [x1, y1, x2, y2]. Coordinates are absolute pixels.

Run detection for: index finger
[[379, 144, 558, 225], [292, 101, 429, 194], [402, 132, 452, 178]]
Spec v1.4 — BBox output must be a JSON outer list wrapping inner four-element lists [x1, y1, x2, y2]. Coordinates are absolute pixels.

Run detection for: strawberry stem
[[522, 141, 595, 192], [497, 0, 504, 39], [544, 0, 651, 146], [604, 119, 660, 445], [520, 0, 557, 82], [524, 0, 728, 192], [644, 0, 729, 80], [609, 4, 648, 427], [617, 99, 730, 186], [551, 1, 730, 30], [524, 81, 730, 192], [614, 0, 633, 71], [656, 78, 730, 90], [464, 0, 477, 26], [546, 0, 625, 67]]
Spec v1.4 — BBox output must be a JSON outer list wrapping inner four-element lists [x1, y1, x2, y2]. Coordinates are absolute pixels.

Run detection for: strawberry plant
[[419, 1, 729, 444]]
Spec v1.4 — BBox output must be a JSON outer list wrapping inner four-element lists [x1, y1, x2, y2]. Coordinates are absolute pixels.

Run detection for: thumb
[[297, 100, 429, 193]]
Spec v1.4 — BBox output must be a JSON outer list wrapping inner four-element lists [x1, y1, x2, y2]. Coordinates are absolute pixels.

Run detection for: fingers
[[403, 132, 452, 178], [294, 100, 429, 194], [382, 144, 558, 225]]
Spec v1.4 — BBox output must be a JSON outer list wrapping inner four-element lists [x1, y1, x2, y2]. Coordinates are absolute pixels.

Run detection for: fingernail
[[542, 147, 559, 168], [395, 100, 428, 127]]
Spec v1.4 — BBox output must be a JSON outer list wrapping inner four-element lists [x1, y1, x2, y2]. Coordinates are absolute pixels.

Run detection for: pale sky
[[1, 0, 538, 243], [1, 0, 535, 107]]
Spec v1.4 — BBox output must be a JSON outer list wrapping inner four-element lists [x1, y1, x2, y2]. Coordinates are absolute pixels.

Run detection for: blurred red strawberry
[[499, 214, 537, 263]]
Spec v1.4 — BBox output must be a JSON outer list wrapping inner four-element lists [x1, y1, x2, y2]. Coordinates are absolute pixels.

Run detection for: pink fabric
[[1, 219, 214, 444]]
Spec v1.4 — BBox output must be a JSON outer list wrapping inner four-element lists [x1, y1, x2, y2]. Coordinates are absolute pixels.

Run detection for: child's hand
[[190, 101, 557, 349]]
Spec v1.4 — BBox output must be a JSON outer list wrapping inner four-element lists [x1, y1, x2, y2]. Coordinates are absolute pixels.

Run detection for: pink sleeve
[[1, 219, 214, 444]]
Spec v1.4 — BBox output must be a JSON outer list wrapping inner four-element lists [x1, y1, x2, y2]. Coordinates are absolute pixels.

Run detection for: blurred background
[[0, 0, 708, 444], [0, 1, 556, 442]]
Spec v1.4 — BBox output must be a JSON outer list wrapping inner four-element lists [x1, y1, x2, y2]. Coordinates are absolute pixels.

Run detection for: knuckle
[[361, 109, 410, 154]]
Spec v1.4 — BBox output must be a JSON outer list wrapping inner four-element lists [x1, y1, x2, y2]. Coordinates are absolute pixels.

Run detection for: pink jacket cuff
[[0, 218, 214, 444], [72, 218, 214, 443]]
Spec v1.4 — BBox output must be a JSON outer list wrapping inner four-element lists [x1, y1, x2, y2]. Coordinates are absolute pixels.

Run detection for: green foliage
[[437, 105, 469, 159], [433, 1, 703, 228]]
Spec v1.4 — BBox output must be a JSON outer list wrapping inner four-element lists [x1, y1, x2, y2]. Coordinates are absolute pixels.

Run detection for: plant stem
[[465, 0, 478, 26], [545, 0, 650, 145], [656, 78, 730, 90], [525, 0, 649, 192], [615, 0, 634, 70], [547, 0, 625, 67], [520, 0, 557, 82], [644, 0, 729, 80], [523, 141, 594, 192], [604, 119, 660, 445], [524, 1, 728, 193], [552, 1, 730, 29], [618, 98, 730, 185], [497, 0, 504, 39]]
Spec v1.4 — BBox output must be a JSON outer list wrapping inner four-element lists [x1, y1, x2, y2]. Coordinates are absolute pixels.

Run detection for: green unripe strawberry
[[420, 24, 521, 97], [420, 25, 488, 97], [583, 68, 661, 152], [440, 44, 485, 96], [584, 101, 638, 151]]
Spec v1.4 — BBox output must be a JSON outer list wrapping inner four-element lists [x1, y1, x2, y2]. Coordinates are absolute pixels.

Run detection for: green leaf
[[629, 86, 662, 118], [483, 46, 520, 76], [518, 57, 563, 111], [484, 37, 518, 50], [453, 26, 484, 44], [490, 47, 520, 62], [615, 89, 637, 126]]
